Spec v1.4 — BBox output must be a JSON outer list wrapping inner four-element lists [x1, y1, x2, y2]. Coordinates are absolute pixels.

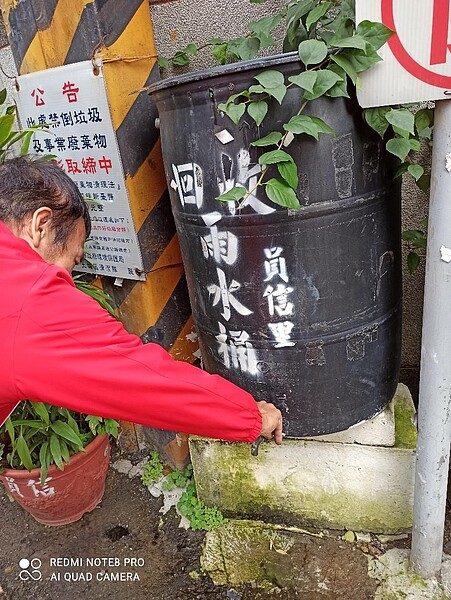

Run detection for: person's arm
[[14, 266, 265, 442]]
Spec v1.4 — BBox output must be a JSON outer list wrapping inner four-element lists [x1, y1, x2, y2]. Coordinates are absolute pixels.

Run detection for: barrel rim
[[147, 51, 300, 95]]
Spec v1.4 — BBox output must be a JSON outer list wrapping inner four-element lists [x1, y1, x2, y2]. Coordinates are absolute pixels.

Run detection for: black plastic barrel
[[148, 53, 401, 437]]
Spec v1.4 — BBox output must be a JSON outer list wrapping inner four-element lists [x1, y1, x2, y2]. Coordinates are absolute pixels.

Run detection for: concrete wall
[[149, 0, 430, 378], [0, 12, 17, 99]]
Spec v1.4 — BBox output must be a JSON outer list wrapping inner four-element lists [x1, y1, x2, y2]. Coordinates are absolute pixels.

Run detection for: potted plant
[[0, 90, 120, 526], [147, 0, 430, 437], [0, 401, 119, 526]]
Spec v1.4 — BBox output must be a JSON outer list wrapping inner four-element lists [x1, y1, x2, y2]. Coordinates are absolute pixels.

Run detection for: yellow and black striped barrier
[[1, 0, 197, 461]]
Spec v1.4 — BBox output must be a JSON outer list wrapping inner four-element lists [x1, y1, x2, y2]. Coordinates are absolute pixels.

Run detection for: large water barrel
[[148, 53, 401, 437]]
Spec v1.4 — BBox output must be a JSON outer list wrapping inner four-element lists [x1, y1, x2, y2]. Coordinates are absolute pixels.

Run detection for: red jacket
[[0, 221, 261, 442]]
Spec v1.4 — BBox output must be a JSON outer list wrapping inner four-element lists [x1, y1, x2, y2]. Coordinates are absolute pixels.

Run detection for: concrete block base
[[190, 384, 417, 534]]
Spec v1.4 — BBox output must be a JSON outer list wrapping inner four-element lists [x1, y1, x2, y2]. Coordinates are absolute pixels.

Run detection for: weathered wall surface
[[0, 13, 17, 98], [149, 0, 430, 373]]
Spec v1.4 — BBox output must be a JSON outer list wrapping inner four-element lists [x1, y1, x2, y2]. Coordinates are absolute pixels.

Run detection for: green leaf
[[284, 115, 334, 140], [265, 178, 301, 210], [0, 114, 15, 146], [356, 20, 394, 51], [345, 46, 383, 73], [303, 69, 343, 100], [250, 131, 283, 147], [104, 419, 119, 438], [0, 88, 7, 106], [283, 2, 310, 52], [409, 139, 421, 152], [331, 35, 367, 51], [157, 57, 169, 69], [211, 43, 228, 65], [19, 130, 34, 156], [386, 138, 411, 162], [298, 39, 328, 66], [50, 434, 64, 470], [266, 85, 287, 105], [228, 36, 261, 61], [385, 108, 415, 135], [39, 442, 50, 484], [216, 185, 247, 203], [248, 84, 266, 95], [325, 64, 350, 98], [407, 251, 421, 274], [254, 69, 285, 89], [253, 70, 287, 104], [172, 51, 190, 66], [408, 164, 425, 181], [247, 100, 268, 126], [185, 43, 198, 56], [278, 160, 298, 189], [417, 173, 431, 192], [66, 412, 80, 436], [288, 71, 317, 93], [258, 149, 293, 166], [16, 434, 34, 471], [249, 14, 283, 37], [364, 107, 390, 138], [59, 439, 71, 464], [394, 162, 410, 179], [415, 108, 434, 135], [330, 53, 358, 84], [218, 102, 246, 125], [30, 402, 50, 426], [402, 229, 427, 249], [306, 2, 331, 31], [50, 421, 84, 448], [9, 420, 44, 428], [5, 417, 15, 445]]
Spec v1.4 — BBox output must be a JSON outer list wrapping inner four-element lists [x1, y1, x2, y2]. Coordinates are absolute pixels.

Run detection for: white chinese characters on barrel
[[218, 149, 276, 215], [201, 227, 238, 265], [207, 269, 253, 322], [171, 162, 204, 209], [216, 323, 258, 375], [263, 247, 296, 348]]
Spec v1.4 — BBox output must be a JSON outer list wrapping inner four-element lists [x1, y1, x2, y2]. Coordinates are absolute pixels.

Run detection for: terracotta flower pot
[[0, 434, 110, 526]]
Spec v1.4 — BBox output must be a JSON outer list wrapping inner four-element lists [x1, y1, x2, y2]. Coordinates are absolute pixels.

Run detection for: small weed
[[162, 464, 193, 491], [162, 464, 225, 531], [178, 481, 225, 531], [141, 451, 164, 486], [141, 456, 225, 530]]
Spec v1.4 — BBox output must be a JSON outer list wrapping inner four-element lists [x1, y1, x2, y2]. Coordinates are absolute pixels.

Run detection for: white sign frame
[[357, 0, 451, 107], [14, 60, 145, 281]]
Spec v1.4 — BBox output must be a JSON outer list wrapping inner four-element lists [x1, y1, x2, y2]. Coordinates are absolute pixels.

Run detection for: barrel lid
[[147, 51, 299, 95]]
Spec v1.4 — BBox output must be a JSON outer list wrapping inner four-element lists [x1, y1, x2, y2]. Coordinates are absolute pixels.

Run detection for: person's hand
[[256, 401, 283, 445]]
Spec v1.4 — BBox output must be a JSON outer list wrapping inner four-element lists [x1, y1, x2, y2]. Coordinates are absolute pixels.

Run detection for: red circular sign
[[381, 0, 451, 88]]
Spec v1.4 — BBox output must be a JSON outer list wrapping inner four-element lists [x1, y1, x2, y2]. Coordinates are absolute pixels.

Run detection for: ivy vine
[[159, 0, 432, 271]]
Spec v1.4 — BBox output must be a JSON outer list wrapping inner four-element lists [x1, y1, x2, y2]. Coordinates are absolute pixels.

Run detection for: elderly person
[[0, 157, 282, 444]]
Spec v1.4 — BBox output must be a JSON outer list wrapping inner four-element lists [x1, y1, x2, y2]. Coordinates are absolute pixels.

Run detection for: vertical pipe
[[410, 99, 451, 577]]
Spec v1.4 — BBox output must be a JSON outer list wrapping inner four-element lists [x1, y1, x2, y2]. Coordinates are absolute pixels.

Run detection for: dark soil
[[0, 439, 441, 600]]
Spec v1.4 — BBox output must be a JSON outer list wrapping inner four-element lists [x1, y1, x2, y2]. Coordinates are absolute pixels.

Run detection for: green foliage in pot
[[0, 403, 119, 485], [159, 0, 431, 270], [0, 88, 120, 485]]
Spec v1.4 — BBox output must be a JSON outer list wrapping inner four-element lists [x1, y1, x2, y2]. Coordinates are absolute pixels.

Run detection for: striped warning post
[[1, 0, 197, 363]]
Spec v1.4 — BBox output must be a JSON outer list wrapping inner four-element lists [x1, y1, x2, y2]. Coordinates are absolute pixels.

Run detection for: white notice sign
[[357, 0, 451, 108], [15, 60, 145, 281]]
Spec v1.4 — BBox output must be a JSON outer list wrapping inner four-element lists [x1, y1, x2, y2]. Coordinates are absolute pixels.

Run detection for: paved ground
[[0, 437, 449, 600]]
